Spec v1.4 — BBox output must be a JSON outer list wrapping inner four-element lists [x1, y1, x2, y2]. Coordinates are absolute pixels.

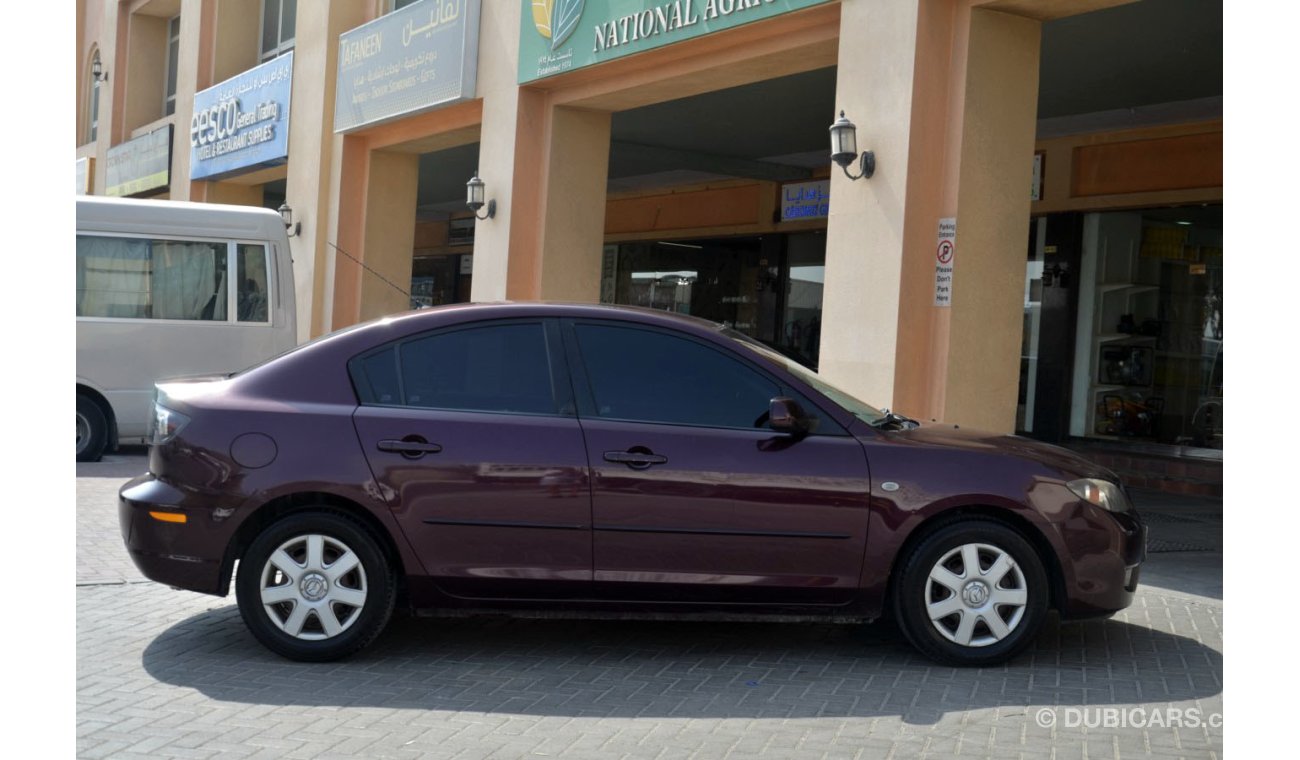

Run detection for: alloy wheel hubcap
[[925, 542, 1028, 648], [259, 534, 367, 640]]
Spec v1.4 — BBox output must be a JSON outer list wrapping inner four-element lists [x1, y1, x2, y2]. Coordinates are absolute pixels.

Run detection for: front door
[[565, 320, 872, 605], [350, 320, 591, 599]]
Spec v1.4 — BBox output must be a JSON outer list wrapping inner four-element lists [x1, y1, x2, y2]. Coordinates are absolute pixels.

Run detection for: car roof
[[369, 301, 728, 334]]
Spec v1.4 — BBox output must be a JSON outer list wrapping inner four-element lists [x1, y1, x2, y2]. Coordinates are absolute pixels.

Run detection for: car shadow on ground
[[142, 607, 1220, 724]]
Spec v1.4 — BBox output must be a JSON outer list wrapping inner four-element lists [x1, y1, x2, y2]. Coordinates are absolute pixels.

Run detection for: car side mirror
[[768, 397, 811, 437]]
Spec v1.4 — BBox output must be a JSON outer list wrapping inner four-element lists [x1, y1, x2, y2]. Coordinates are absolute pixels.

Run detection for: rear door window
[[350, 322, 561, 416]]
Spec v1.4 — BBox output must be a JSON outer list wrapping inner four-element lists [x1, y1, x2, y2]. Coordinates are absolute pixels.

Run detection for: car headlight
[[1066, 478, 1132, 513], [150, 405, 191, 446]]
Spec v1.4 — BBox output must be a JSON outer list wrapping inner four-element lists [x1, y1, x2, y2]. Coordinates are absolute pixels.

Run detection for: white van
[[76, 196, 297, 461]]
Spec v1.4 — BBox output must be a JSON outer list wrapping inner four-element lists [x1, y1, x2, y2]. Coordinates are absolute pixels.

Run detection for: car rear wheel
[[892, 519, 1048, 666], [76, 393, 108, 462], [236, 511, 395, 661]]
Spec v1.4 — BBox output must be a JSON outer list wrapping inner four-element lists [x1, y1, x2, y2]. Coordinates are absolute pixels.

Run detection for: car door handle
[[377, 438, 443, 458], [603, 450, 668, 469]]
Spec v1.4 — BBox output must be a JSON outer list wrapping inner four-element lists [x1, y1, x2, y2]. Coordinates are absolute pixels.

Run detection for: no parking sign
[[934, 218, 957, 307]]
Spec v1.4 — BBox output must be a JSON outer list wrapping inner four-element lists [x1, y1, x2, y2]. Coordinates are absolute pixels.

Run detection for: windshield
[[721, 328, 885, 425]]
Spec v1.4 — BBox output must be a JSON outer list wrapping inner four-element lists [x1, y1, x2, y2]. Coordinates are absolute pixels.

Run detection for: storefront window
[[410, 254, 469, 309], [600, 232, 826, 367], [1066, 207, 1223, 449]]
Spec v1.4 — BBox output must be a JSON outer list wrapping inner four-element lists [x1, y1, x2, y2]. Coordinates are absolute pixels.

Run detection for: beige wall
[[212, 0, 259, 84], [122, 13, 167, 133]]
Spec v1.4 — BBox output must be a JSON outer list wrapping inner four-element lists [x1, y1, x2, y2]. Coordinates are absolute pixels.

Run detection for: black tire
[[76, 393, 108, 462], [892, 518, 1048, 667], [236, 511, 395, 662]]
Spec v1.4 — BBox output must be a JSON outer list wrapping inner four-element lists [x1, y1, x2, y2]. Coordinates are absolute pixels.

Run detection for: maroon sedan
[[120, 303, 1144, 666]]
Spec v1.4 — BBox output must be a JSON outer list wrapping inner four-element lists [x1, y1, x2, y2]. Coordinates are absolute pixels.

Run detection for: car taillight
[[150, 404, 191, 446]]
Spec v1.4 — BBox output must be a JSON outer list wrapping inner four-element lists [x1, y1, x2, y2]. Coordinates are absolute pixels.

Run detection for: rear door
[[565, 319, 872, 605], [350, 319, 592, 599]]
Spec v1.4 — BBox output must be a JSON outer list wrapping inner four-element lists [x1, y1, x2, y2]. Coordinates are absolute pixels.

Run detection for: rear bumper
[[118, 474, 231, 596]]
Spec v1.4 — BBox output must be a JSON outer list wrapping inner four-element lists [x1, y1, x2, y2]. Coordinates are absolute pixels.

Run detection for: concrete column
[[498, 97, 612, 303], [468, 0, 524, 302], [167, 0, 208, 199], [356, 150, 420, 322], [532, 106, 612, 302], [818, 0, 924, 415], [284, 0, 368, 340], [820, 0, 1041, 433], [941, 8, 1041, 431]]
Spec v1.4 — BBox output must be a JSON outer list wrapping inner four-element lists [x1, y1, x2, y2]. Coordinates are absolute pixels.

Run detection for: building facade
[[76, 0, 1223, 478]]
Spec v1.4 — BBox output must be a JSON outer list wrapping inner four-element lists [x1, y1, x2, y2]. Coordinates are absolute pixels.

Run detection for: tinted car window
[[353, 346, 400, 405], [574, 323, 778, 429], [353, 323, 558, 415]]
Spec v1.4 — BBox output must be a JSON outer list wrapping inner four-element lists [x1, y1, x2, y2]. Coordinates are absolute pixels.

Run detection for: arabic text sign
[[190, 53, 293, 181], [520, 0, 833, 83], [934, 217, 957, 307], [106, 126, 172, 197], [335, 0, 481, 133], [780, 180, 830, 221]]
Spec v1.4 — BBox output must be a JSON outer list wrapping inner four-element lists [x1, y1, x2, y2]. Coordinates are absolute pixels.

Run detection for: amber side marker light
[[149, 511, 188, 524]]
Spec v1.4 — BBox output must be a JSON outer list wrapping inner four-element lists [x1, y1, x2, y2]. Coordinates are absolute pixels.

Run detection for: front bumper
[[119, 474, 232, 596], [1058, 506, 1147, 619]]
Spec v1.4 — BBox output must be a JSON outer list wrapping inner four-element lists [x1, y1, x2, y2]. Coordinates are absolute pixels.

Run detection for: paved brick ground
[[79, 453, 1223, 759]]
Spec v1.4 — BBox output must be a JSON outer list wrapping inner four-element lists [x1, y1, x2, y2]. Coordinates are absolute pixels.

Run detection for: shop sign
[[190, 52, 293, 181], [780, 180, 829, 221], [335, 0, 481, 133], [76, 157, 93, 195], [105, 126, 173, 197], [934, 217, 956, 307], [520, 0, 833, 83]]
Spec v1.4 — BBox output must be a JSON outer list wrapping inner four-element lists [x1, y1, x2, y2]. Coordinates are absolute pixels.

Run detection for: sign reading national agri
[[190, 53, 293, 181], [335, 0, 482, 133], [521, 0, 832, 83]]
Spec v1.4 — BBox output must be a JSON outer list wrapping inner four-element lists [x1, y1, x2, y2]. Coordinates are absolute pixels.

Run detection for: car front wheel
[[892, 519, 1049, 666], [236, 511, 395, 661]]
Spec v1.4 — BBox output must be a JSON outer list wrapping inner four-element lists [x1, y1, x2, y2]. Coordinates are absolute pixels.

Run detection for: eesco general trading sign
[[519, 0, 832, 83], [190, 53, 293, 181]]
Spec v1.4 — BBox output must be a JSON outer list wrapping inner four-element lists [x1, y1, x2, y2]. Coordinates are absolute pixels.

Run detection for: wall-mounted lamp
[[829, 110, 875, 180], [466, 171, 496, 220], [91, 56, 108, 83], [277, 202, 300, 237]]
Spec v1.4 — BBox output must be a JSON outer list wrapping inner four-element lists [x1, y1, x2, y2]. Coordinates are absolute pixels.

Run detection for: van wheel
[[76, 393, 107, 462], [236, 511, 395, 662], [892, 519, 1048, 666]]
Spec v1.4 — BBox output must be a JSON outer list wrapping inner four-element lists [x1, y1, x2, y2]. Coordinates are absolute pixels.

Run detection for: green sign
[[105, 125, 172, 197], [519, 0, 832, 83]]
